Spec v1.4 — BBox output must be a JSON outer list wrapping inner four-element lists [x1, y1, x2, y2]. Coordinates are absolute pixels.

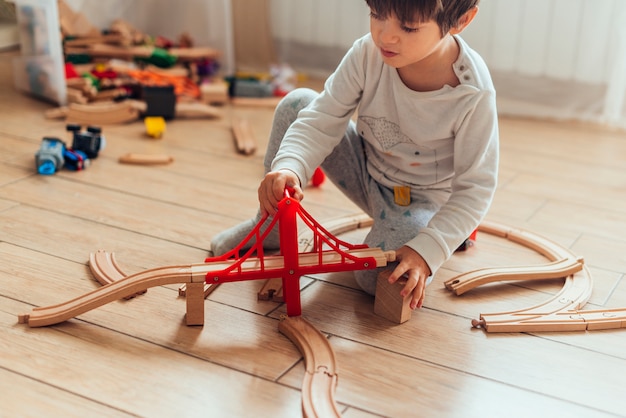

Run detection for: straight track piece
[[231, 118, 257, 155]]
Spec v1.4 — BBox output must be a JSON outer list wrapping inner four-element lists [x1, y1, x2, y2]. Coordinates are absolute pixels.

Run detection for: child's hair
[[365, 0, 479, 35]]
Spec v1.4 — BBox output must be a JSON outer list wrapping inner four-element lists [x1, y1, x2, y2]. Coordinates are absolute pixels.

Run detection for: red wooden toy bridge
[[18, 190, 392, 327], [203, 190, 390, 316]]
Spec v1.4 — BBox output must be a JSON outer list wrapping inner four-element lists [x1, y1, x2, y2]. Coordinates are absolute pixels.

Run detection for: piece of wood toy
[[444, 257, 584, 296], [470, 264, 594, 332], [109, 19, 149, 46], [118, 153, 174, 165], [231, 118, 257, 155], [200, 80, 230, 105], [184, 282, 205, 326], [178, 283, 217, 298], [444, 220, 620, 332], [230, 96, 282, 108], [18, 190, 392, 327], [89, 250, 146, 299], [66, 87, 89, 104], [45, 100, 221, 124], [17, 192, 394, 417], [58, 0, 100, 37], [174, 102, 222, 119], [63, 33, 125, 48], [374, 271, 411, 324], [69, 101, 138, 124], [90, 250, 215, 323], [75, 43, 221, 63], [278, 316, 341, 418]]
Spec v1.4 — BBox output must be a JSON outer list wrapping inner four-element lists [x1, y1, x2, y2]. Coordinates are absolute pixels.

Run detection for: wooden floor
[[1, 50, 626, 418]]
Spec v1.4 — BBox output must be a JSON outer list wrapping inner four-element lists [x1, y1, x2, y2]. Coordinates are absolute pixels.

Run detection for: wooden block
[[200, 80, 229, 105], [374, 270, 412, 324], [185, 282, 205, 326]]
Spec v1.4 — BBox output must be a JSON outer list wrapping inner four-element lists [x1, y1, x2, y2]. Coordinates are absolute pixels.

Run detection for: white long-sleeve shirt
[[272, 33, 499, 273]]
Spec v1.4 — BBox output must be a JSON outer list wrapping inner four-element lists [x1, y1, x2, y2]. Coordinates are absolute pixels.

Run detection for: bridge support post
[[279, 195, 302, 316], [185, 282, 205, 326]]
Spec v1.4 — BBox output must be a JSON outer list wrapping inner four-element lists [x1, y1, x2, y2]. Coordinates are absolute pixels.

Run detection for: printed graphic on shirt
[[359, 116, 439, 172], [359, 116, 413, 152]]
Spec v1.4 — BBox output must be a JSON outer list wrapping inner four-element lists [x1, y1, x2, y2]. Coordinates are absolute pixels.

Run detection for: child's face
[[369, 9, 448, 69]]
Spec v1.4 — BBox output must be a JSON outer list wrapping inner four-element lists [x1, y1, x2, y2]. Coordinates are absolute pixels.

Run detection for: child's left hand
[[387, 246, 432, 310]]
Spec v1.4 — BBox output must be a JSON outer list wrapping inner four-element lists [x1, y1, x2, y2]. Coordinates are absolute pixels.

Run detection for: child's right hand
[[258, 169, 303, 217]]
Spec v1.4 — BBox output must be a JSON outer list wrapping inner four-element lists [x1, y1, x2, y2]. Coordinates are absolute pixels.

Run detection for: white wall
[[270, 0, 626, 128]]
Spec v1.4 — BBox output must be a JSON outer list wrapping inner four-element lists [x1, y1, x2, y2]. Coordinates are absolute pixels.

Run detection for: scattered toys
[[311, 167, 326, 187], [35, 137, 90, 175], [35, 137, 65, 175], [63, 148, 89, 171], [144, 116, 166, 138], [142, 85, 176, 119], [35, 125, 105, 175], [66, 124, 104, 158]]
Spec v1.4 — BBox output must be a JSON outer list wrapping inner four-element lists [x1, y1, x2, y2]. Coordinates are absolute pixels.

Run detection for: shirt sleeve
[[404, 90, 499, 273], [271, 38, 368, 185]]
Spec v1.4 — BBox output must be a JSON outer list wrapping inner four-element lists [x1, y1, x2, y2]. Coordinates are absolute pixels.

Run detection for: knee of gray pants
[[276, 88, 318, 117], [354, 269, 380, 296], [265, 88, 319, 170]]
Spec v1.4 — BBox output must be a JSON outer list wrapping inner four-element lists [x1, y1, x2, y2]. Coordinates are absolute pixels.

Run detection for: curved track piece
[[66, 101, 140, 124], [278, 316, 341, 418], [444, 258, 584, 296], [445, 221, 612, 332], [472, 265, 594, 332], [444, 221, 584, 295], [19, 264, 207, 327], [89, 250, 146, 299], [89, 250, 219, 300]]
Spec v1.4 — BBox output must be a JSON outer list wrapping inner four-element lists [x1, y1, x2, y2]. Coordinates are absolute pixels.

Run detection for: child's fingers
[[410, 279, 426, 309]]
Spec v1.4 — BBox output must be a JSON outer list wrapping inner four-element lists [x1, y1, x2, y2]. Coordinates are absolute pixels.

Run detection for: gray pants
[[264, 88, 445, 294]]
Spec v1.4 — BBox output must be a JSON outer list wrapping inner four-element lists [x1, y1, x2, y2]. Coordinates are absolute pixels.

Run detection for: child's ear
[[450, 6, 479, 35]]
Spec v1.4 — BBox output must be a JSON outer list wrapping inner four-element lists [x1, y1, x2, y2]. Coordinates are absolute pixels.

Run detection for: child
[[211, 0, 499, 311]]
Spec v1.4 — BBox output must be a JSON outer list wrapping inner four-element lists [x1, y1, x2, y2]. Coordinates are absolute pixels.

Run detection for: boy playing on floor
[[211, 0, 499, 311]]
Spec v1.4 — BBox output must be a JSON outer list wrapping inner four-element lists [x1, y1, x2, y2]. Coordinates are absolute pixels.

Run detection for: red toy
[[19, 189, 393, 326], [203, 189, 388, 316], [311, 167, 325, 187]]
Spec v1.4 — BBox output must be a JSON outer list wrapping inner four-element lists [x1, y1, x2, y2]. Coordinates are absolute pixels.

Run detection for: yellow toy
[[144, 116, 166, 138]]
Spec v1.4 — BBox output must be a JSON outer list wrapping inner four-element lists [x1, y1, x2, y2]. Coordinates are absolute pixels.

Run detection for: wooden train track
[[18, 247, 389, 328], [278, 316, 341, 418], [89, 250, 146, 299], [445, 221, 626, 332], [18, 211, 625, 417]]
